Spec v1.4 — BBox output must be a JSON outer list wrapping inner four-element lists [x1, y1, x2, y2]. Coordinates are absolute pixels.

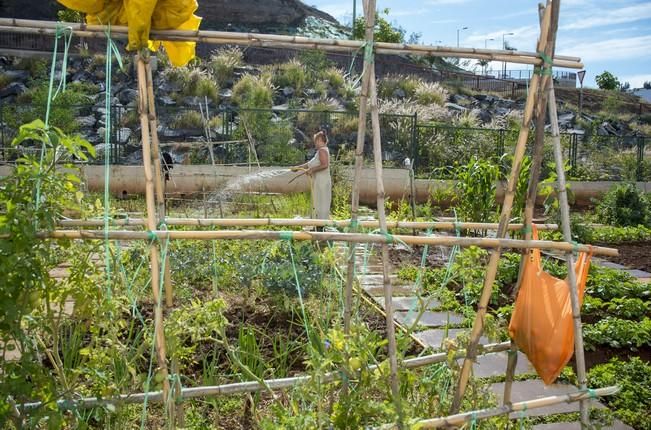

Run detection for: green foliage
[[57, 7, 84, 22], [583, 296, 650, 320], [449, 156, 501, 224], [273, 59, 308, 93], [378, 74, 419, 99], [584, 265, 649, 301], [4, 81, 96, 135], [595, 183, 650, 227], [163, 66, 220, 103], [208, 47, 243, 85], [256, 122, 304, 165], [595, 71, 620, 90], [170, 110, 204, 129], [352, 8, 405, 43], [588, 357, 651, 430], [584, 317, 651, 350], [232, 74, 274, 108], [0, 120, 95, 425], [573, 224, 651, 244], [414, 81, 448, 106]]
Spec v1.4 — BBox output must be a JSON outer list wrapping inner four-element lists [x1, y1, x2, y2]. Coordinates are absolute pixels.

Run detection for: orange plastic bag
[[508, 226, 592, 385]]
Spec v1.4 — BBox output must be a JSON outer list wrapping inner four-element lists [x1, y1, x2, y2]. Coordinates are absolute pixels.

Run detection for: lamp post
[[484, 38, 494, 75], [351, 0, 356, 39], [502, 32, 514, 78], [457, 26, 468, 47]]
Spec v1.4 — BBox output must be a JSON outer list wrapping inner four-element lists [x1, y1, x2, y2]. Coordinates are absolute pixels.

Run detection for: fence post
[[637, 136, 645, 181], [411, 112, 418, 171], [497, 129, 505, 157]]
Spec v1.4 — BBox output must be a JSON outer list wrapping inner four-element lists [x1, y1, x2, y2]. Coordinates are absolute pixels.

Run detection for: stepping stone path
[[335, 240, 651, 429]]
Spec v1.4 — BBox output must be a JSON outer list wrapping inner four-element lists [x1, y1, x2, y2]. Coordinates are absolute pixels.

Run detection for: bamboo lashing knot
[[571, 240, 580, 254], [382, 232, 395, 244], [279, 231, 294, 241], [363, 40, 375, 64], [147, 230, 158, 242], [534, 50, 553, 76], [520, 224, 532, 236]]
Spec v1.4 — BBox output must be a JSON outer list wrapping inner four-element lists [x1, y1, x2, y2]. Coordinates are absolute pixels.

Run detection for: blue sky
[[308, 0, 651, 88]]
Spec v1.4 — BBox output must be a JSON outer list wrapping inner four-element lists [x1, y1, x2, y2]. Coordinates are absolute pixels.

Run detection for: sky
[[308, 0, 651, 89]]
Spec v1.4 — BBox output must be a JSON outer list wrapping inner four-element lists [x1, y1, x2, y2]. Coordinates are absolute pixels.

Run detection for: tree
[[352, 8, 405, 43], [643, 81, 651, 90], [595, 71, 620, 90]]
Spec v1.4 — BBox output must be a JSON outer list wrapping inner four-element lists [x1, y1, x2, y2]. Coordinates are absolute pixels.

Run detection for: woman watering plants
[[291, 130, 331, 220]]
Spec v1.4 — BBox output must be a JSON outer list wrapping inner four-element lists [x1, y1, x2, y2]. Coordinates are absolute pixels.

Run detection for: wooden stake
[[135, 53, 170, 412], [547, 69, 591, 428], [58, 218, 560, 231], [18, 229, 618, 256], [503, 1, 558, 405], [18, 342, 512, 410], [344, 0, 373, 351], [0, 20, 584, 68], [451, 1, 555, 413], [367, 23, 403, 421]]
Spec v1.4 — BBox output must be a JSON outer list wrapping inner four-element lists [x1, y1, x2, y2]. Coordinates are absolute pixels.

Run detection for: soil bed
[[598, 241, 651, 272]]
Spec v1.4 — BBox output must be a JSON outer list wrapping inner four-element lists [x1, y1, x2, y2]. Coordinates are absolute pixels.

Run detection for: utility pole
[[484, 38, 494, 75], [457, 26, 468, 47], [351, 0, 356, 39], [502, 32, 514, 78]]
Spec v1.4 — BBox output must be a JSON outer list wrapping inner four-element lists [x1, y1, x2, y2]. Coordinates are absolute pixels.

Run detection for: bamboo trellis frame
[[3, 1, 612, 427]]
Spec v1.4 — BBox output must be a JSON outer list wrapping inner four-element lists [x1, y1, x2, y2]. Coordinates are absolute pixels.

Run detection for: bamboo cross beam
[[451, 0, 557, 413], [0, 19, 583, 68], [57, 218, 560, 230], [21, 229, 619, 256], [16, 342, 512, 410], [410, 386, 619, 429]]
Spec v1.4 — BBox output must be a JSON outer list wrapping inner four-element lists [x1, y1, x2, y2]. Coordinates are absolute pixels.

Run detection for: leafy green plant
[[352, 8, 405, 43], [595, 183, 650, 227], [449, 156, 501, 225], [232, 74, 274, 108], [170, 110, 204, 129], [414, 81, 448, 106], [273, 59, 308, 93], [595, 71, 620, 90], [588, 357, 651, 430], [583, 317, 651, 350], [208, 47, 243, 85]]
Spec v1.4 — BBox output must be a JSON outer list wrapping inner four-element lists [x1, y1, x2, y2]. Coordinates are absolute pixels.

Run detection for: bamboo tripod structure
[[5, 1, 613, 426]]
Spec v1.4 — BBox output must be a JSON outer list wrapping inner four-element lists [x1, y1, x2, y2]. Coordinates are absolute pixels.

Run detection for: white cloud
[[318, 2, 350, 21], [561, 3, 651, 30], [619, 73, 651, 88], [559, 35, 651, 62], [466, 25, 539, 50], [426, 0, 470, 4]]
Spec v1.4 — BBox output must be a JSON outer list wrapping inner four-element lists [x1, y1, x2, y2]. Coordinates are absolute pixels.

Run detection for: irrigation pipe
[[17, 342, 511, 411], [14, 229, 618, 257], [406, 386, 620, 429]]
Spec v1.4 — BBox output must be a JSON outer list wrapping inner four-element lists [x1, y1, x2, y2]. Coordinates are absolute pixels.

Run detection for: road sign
[[577, 70, 586, 86]]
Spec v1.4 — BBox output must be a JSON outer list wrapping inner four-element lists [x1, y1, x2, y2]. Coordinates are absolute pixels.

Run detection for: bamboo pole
[[16, 342, 512, 410], [135, 54, 171, 409], [503, 1, 558, 406], [144, 56, 181, 426], [412, 386, 619, 429], [368, 31, 403, 422], [0, 20, 583, 68], [57, 218, 560, 231], [342, 0, 375, 399], [15, 230, 618, 256], [548, 69, 592, 428], [451, 2, 555, 413]]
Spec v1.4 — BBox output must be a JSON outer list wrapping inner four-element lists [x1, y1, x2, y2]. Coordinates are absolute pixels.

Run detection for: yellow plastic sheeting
[[58, 0, 201, 66]]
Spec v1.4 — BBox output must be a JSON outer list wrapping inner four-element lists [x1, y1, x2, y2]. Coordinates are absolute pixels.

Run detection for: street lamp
[[484, 38, 494, 75], [502, 32, 515, 78], [457, 26, 468, 48]]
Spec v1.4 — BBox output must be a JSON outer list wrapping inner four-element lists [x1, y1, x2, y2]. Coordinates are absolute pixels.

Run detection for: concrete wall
[[3, 165, 650, 207]]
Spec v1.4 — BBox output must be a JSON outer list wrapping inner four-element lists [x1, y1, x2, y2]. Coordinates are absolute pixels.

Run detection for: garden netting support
[[4, 0, 623, 427]]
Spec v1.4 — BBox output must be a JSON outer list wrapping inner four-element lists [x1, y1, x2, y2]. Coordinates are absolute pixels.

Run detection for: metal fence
[[0, 103, 649, 181]]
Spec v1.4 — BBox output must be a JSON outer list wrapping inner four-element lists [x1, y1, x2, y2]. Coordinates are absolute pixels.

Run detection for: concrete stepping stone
[[362, 284, 416, 296], [414, 328, 489, 349], [372, 296, 441, 311], [394, 310, 464, 327], [622, 269, 651, 278], [533, 420, 633, 430], [459, 350, 534, 379], [593, 259, 626, 270], [490, 380, 604, 418], [358, 274, 402, 285]]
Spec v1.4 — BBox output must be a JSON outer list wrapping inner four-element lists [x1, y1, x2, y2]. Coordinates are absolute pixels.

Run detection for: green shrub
[[162, 66, 219, 103], [273, 59, 308, 93], [595, 183, 650, 227], [450, 156, 501, 224], [322, 67, 346, 92], [232, 74, 274, 108], [257, 122, 303, 165], [208, 47, 243, 85], [171, 111, 204, 129], [583, 317, 651, 350], [585, 265, 649, 301], [588, 357, 651, 429], [414, 81, 448, 106], [378, 74, 418, 99]]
